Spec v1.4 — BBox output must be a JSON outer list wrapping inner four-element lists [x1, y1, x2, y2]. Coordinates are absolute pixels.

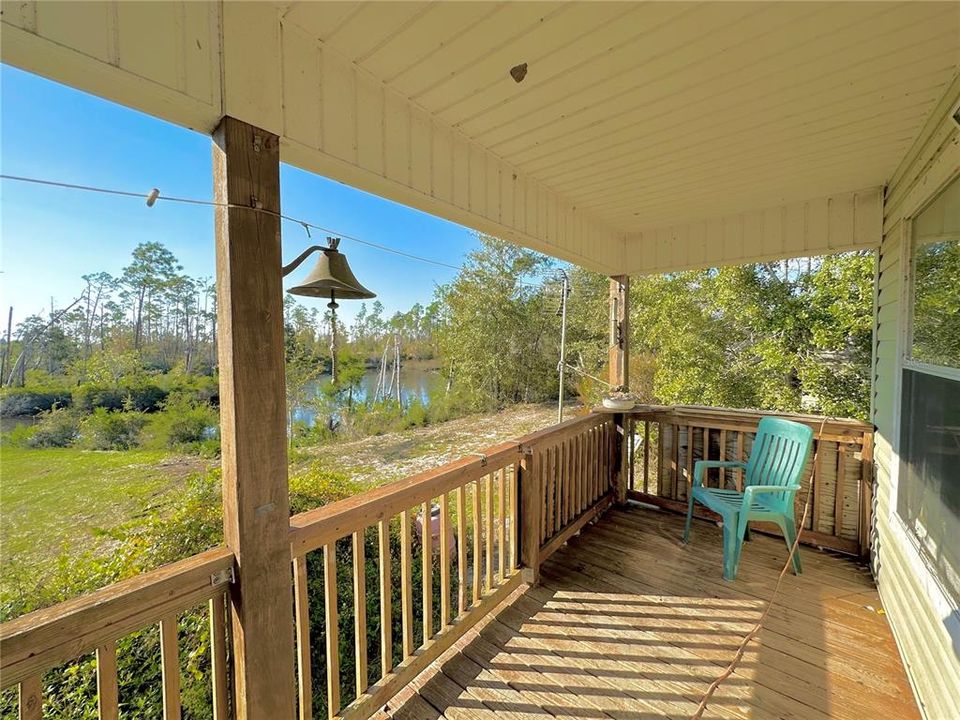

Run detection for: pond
[[291, 361, 442, 427]]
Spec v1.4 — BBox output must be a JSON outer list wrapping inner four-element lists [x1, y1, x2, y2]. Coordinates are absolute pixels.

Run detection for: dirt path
[[297, 403, 573, 485]]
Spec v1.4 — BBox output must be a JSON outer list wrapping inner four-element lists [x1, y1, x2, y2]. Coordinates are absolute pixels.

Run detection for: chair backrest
[[744, 418, 814, 507]]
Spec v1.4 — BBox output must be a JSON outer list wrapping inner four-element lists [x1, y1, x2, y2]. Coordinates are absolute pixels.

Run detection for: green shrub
[[80, 408, 146, 450], [0, 387, 72, 417], [23, 406, 80, 448], [73, 383, 168, 413], [147, 395, 219, 451], [403, 396, 428, 428]]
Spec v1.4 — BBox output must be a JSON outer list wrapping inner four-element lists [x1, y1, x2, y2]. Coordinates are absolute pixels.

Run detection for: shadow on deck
[[386, 506, 918, 720]]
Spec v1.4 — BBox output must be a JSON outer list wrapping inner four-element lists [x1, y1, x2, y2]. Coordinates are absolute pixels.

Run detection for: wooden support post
[[518, 449, 541, 585], [609, 276, 630, 390], [213, 116, 296, 719], [609, 276, 630, 504]]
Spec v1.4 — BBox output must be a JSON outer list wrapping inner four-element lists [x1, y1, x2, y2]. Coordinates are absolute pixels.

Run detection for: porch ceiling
[[2, 1, 958, 274]]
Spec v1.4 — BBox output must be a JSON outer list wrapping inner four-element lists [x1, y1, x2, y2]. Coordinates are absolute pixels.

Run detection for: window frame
[[888, 170, 960, 605]]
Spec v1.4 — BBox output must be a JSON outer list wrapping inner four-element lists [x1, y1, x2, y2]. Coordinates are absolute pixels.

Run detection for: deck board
[[388, 506, 919, 720]]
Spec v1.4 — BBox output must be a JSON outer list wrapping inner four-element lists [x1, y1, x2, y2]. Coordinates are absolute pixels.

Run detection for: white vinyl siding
[[871, 74, 960, 720]]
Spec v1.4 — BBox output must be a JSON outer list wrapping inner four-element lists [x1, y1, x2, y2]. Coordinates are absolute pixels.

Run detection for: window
[[897, 174, 960, 604]]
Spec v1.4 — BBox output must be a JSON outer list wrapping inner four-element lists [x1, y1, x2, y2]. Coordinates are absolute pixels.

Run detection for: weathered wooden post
[[213, 116, 296, 718], [518, 447, 541, 585], [609, 276, 630, 504]]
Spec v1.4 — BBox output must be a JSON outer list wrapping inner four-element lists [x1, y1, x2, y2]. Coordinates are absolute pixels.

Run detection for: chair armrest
[[742, 484, 801, 503], [693, 460, 747, 487]]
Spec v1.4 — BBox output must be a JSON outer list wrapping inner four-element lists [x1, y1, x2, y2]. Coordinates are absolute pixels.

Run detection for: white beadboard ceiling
[[282, 0, 956, 229], [2, 1, 958, 274]]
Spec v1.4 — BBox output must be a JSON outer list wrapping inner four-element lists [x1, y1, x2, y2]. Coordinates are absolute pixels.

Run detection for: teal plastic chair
[[682, 417, 813, 581]]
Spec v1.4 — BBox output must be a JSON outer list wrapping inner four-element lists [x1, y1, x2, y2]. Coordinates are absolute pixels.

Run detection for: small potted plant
[[602, 386, 636, 410]]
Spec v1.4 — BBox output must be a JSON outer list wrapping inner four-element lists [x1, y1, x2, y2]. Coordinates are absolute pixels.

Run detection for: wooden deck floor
[[386, 505, 918, 720]]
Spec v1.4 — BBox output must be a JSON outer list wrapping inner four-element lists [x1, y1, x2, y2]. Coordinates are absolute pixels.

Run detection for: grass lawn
[[0, 447, 210, 574]]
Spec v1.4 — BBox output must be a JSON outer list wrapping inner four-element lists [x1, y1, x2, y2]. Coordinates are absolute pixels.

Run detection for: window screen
[[897, 369, 960, 604]]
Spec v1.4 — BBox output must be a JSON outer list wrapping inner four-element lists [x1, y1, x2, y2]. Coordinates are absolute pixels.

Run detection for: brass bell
[[283, 237, 376, 305]]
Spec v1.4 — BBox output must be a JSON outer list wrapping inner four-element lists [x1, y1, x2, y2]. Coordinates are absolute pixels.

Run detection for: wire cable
[[1, 174, 462, 273]]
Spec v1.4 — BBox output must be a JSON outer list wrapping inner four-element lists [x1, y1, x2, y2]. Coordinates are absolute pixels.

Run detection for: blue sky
[[1, 64, 479, 328]]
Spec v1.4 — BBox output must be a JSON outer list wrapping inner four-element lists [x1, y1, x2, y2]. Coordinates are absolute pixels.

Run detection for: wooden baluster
[[293, 556, 313, 720], [18, 677, 42, 720], [209, 595, 229, 720], [400, 510, 414, 658], [574, 434, 583, 514], [685, 425, 694, 498], [656, 422, 665, 497], [352, 531, 368, 695], [440, 492, 452, 625], [485, 474, 494, 591], [323, 544, 340, 719], [552, 443, 565, 535], [497, 468, 506, 584], [455, 487, 467, 616], [703, 428, 710, 486], [671, 424, 680, 500], [544, 448, 554, 541], [539, 450, 547, 543], [643, 420, 650, 494], [811, 439, 820, 532], [859, 432, 875, 559], [510, 464, 519, 572], [835, 443, 847, 538], [735, 431, 745, 491], [96, 641, 119, 720], [556, 443, 564, 527], [472, 479, 482, 604], [719, 429, 727, 488], [378, 519, 392, 678], [589, 428, 597, 503], [593, 424, 607, 500], [604, 422, 611, 494], [598, 424, 604, 500], [159, 614, 181, 720], [561, 440, 570, 525], [421, 501, 433, 644]]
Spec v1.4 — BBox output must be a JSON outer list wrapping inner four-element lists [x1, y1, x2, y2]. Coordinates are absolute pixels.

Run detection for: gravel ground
[[297, 402, 580, 486]]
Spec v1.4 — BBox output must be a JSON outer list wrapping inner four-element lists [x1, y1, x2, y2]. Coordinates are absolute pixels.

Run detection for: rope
[[562, 362, 615, 389], [689, 416, 831, 719]]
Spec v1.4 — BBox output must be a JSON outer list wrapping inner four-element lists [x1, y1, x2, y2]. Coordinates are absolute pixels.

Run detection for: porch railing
[[620, 405, 874, 557], [1, 546, 234, 720], [0, 406, 871, 717], [0, 413, 616, 720]]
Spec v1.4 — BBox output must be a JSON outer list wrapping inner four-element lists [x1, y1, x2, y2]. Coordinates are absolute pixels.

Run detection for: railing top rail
[[513, 412, 608, 450], [607, 404, 872, 435], [0, 545, 233, 688]]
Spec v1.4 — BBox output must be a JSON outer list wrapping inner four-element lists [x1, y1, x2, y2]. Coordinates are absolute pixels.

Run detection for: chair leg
[[722, 521, 739, 581], [734, 513, 751, 577], [780, 517, 803, 575], [683, 494, 695, 544]]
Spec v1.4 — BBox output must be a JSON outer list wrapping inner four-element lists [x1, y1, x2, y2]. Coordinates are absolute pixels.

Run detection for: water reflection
[[291, 364, 440, 427]]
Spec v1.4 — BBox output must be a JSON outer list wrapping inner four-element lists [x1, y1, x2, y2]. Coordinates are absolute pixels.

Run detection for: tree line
[[2, 235, 878, 423]]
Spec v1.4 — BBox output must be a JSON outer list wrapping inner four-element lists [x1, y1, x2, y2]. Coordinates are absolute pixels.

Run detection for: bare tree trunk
[[0, 306, 12, 387], [395, 335, 402, 405]]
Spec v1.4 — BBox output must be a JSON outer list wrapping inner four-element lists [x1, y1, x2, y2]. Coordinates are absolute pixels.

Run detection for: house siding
[[872, 74, 960, 720]]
